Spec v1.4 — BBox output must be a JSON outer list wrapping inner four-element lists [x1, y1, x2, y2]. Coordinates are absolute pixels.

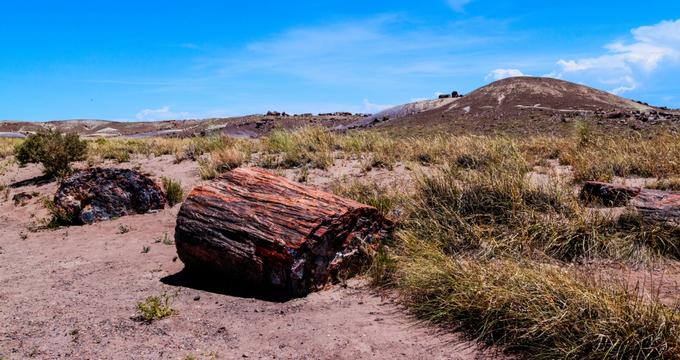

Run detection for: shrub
[[41, 197, 75, 228], [136, 292, 175, 322], [162, 177, 184, 207], [15, 130, 87, 177], [574, 120, 592, 146]]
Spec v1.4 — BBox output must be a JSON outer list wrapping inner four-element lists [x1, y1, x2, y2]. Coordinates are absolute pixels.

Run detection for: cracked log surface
[[175, 167, 393, 297]]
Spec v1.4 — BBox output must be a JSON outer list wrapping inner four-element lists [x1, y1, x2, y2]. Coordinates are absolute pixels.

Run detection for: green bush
[[15, 130, 87, 177]]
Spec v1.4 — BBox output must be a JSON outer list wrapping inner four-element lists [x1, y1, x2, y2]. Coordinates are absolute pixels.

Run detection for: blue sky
[[1, 1, 679, 121]]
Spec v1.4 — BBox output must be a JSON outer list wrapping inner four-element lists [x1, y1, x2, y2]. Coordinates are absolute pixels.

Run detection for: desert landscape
[[4, 2, 680, 358], [1, 75, 680, 359]]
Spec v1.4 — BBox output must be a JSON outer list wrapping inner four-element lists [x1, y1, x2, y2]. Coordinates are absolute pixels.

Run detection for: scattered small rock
[[12, 192, 33, 206]]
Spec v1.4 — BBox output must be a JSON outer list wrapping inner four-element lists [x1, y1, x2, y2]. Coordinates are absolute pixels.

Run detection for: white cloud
[[554, 19, 680, 95], [362, 99, 393, 113], [610, 85, 636, 95], [542, 71, 562, 79], [485, 68, 526, 81], [446, 0, 472, 12], [135, 106, 192, 121]]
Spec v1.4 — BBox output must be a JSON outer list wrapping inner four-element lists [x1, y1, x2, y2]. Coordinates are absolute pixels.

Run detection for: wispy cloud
[[135, 106, 192, 121], [211, 14, 505, 86], [363, 99, 394, 112], [446, 0, 473, 12], [485, 68, 526, 81]]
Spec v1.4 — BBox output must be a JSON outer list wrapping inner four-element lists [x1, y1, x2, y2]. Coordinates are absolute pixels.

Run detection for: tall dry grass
[[0, 138, 21, 158], [333, 129, 680, 359], [259, 127, 336, 169], [396, 244, 680, 359]]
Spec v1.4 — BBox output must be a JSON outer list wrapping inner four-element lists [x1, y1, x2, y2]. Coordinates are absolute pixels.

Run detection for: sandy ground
[[2, 154, 678, 359], [0, 156, 501, 360]]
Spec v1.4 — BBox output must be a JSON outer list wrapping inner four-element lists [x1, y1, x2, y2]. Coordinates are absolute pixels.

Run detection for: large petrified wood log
[[175, 167, 393, 297], [580, 181, 680, 225], [54, 168, 166, 224]]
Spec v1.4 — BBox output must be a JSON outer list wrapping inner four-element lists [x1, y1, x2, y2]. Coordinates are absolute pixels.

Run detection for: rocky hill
[[346, 77, 680, 135]]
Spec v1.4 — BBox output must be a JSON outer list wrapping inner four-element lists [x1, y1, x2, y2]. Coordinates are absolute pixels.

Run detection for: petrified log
[[55, 168, 166, 224], [580, 181, 680, 225], [631, 189, 680, 226], [175, 167, 393, 297], [580, 181, 641, 207]]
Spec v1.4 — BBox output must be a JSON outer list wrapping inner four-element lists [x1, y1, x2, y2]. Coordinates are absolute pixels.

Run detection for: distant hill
[[0, 114, 361, 139], [345, 77, 679, 135], [2, 77, 678, 139]]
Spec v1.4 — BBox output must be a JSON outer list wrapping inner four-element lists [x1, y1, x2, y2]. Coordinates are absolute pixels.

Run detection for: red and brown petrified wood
[[175, 167, 393, 297]]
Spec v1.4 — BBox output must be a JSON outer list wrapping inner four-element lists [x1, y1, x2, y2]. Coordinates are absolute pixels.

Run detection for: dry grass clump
[[198, 147, 250, 180], [161, 177, 184, 207], [88, 136, 238, 163], [88, 138, 152, 161], [0, 138, 21, 158], [395, 246, 680, 359], [260, 126, 336, 169], [331, 179, 404, 218], [648, 178, 680, 191], [558, 134, 680, 182], [514, 129, 680, 183], [406, 155, 680, 263]]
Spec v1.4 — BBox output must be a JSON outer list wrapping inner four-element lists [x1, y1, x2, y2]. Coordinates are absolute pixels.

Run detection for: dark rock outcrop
[[175, 167, 393, 297], [54, 168, 166, 224]]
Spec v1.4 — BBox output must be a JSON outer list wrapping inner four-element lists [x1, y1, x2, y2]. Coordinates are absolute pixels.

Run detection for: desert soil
[[0, 156, 502, 360]]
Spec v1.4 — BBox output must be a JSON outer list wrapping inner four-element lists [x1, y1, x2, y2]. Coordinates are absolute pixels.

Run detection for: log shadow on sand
[[161, 267, 292, 303]]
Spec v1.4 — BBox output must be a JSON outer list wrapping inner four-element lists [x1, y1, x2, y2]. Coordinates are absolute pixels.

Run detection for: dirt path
[[0, 159, 499, 360]]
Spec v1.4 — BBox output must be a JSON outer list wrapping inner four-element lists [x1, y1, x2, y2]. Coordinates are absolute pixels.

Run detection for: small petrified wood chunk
[[175, 167, 393, 297], [54, 168, 166, 224]]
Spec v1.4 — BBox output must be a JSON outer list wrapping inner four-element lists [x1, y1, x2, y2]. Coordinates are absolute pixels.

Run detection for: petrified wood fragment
[[580, 181, 641, 207], [175, 167, 393, 297], [580, 181, 680, 225], [54, 168, 166, 224]]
